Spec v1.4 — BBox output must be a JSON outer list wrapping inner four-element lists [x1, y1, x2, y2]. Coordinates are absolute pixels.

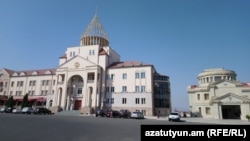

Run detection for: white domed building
[[187, 68, 250, 120]]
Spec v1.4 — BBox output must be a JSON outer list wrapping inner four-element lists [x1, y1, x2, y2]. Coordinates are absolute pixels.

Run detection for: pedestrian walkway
[[145, 116, 250, 125]]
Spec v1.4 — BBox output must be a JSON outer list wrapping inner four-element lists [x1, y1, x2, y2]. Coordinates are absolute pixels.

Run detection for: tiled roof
[[242, 83, 250, 87], [99, 48, 108, 55], [108, 61, 151, 69], [3, 68, 56, 76], [59, 54, 67, 58]]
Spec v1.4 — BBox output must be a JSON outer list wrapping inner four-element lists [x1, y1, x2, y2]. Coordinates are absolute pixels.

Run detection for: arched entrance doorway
[[67, 75, 84, 110]]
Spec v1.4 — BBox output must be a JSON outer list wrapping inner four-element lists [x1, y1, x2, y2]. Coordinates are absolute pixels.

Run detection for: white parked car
[[168, 112, 181, 122], [130, 111, 144, 119], [12, 108, 22, 114]]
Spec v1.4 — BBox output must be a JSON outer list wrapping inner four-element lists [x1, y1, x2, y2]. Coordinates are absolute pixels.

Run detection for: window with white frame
[[122, 98, 127, 104], [122, 73, 127, 79], [77, 88, 82, 94], [141, 86, 146, 92], [111, 87, 114, 92], [135, 98, 140, 104], [28, 90, 35, 96], [106, 87, 109, 92], [135, 86, 140, 92], [141, 98, 146, 104], [135, 72, 140, 79], [106, 74, 110, 80], [122, 86, 127, 92], [111, 74, 115, 80], [141, 72, 145, 78]]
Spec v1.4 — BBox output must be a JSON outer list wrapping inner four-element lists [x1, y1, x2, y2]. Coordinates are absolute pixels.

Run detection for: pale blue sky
[[1, 0, 250, 111]]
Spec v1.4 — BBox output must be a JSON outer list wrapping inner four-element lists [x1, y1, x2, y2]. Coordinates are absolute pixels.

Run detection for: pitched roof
[[99, 48, 108, 55], [3, 68, 56, 76], [108, 61, 152, 69]]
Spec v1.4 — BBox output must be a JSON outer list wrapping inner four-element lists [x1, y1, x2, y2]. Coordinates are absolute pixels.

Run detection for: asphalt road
[[0, 113, 201, 141]]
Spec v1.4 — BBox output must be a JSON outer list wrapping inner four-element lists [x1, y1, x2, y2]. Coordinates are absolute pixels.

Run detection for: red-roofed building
[[0, 14, 171, 116]]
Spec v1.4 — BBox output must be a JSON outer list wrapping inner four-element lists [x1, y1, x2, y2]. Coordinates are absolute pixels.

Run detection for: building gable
[[57, 55, 98, 70], [210, 93, 250, 105]]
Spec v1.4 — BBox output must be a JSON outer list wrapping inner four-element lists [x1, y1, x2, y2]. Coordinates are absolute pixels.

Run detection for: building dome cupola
[[80, 14, 109, 47]]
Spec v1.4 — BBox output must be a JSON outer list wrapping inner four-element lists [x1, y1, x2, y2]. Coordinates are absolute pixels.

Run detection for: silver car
[[21, 107, 34, 114], [130, 111, 144, 119]]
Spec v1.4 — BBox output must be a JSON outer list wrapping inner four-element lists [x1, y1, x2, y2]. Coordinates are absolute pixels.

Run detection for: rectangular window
[[197, 94, 200, 100], [206, 107, 211, 115], [28, 90, 35, 96], [11, 81, 14, 87], [135, 86, 140, 92], [122, 98, 127, 104], [29, 80, 36, 86], [204, 93, 209, 100], [46, 80, 50, 86], [122, 86, 127, 92], [141, 98, 146, 104], [111, 98, 114, 104], [45, 90, 49, 95], [77, 88, 82, 94], [9, 91, 13, 96], [106, 87, 109, 92], [111, 74, 115, 80], [106, 74, 110, 80], [111, 87, 114, 92], [135, 72, 140, 79], [141, 86, 146, 92], [41, 90, 44, 95], [141, 72, 145, 78], [135, 98, 140, 104], [122, 73, 127, 79], [106, 98, 109, 104], [20, 81, 23, 87], [42, 80, 46, 86]]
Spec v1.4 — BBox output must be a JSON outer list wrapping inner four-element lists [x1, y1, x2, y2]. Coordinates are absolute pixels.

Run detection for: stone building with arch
[[0, 14, 171, 116], [187, 68, 250, 120]]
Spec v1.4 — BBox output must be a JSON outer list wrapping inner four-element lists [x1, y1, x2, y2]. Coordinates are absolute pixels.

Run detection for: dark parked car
[[119, 109, 131, 118], [106, 110, 121, 118], [33, 107, 52, 115], [95, 109, 105, 117]]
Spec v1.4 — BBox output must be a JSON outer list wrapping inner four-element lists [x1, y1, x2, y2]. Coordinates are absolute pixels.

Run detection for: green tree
[[6, 96, 14, 108], [21, 93, 29, 108]]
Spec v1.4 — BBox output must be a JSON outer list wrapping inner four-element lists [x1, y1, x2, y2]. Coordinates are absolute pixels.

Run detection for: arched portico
[[66, 75, 84, 110]]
